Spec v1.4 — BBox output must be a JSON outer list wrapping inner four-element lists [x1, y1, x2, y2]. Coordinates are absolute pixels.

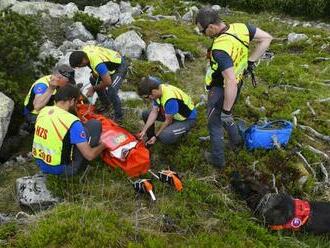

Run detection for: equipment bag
[[244, 120, 293, 150]]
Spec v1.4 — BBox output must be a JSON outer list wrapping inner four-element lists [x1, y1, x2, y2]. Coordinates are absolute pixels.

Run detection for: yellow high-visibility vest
[[24, 75, 55, 114], [32, 106, 80, 166], [156, 84, 195, 121], [82, 45, 122, 77], [205, 23, 250, 87]]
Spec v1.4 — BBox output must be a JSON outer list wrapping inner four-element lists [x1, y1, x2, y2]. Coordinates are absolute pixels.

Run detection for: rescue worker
[[195, 7, 272, 168], [69, 45, 128, 122], [32, 84, 105, 176], [22, 65, 75, 134], [137, 76, 197, 145]]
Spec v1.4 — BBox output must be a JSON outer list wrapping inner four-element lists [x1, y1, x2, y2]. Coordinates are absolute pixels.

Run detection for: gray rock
[[0, 213, 12, 224], [182, 9, 194, 23], [118, 12, 135, 26], [10, 1, 78, 18], [0, 92, 14, 149], [16, 174, 59, 211], [84, 2, 120, 25], [147, 42, 180, 72], [118, 90, 141, 101], [148, 15, 177, 21], [39, 40, 63, 61], [288, 33, 308, 44], [96, 34, 115, 49], [114, 30, 146, 59], [131, 4, 142, 17], [120, 1, 132, 13], [66, 22, 94, 42], [144, 5, 154, 15], [0, 0, 16, 11], [303, 22, 312, 28], [58, 39, 96, 53], [211, 5, 221, 12]]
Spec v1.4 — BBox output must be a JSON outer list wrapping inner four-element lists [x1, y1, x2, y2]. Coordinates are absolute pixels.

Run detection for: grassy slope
[[1, 7, 330, 248]]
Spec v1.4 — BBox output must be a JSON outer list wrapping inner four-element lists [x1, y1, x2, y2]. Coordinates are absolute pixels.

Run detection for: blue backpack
[[244, 120, 293, 150]]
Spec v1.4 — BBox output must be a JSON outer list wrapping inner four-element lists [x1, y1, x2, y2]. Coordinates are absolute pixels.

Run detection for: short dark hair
[[54, 84, 80, 102], [195, 7, 221, 30], [53, 64, 76, 84], [69, 51, 87, 67], [137, 76, 161, 97]]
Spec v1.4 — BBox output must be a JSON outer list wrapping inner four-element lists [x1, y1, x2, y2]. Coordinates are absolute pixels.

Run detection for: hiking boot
[[204, 151, 225, 169]]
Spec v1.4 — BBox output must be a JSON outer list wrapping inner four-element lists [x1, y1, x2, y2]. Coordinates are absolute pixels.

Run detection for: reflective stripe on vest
[[32, 106, 79, 166], [156, 84, 195, 121], [205, 23, 250, 87], [82, 45, 122, 77], [24, 75, 55, 115]]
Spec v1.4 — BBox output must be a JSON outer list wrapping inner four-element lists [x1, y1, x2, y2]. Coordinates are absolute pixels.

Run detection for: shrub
[[0, 10, 41, 79], [198, 0, 329, 19], [73, 12, 103, 38]]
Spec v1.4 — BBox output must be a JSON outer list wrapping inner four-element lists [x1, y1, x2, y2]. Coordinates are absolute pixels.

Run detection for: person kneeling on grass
[[32, 84, 106, 176], [137, 76, 197, 146]]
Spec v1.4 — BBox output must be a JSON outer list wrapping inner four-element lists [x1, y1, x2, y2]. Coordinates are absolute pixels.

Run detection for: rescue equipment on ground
[[76, 101, 183, 200], [244, 120, 293, 150]]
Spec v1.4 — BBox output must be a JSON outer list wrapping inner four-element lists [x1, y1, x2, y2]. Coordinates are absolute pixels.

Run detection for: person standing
[[195, 7, 272, 168]]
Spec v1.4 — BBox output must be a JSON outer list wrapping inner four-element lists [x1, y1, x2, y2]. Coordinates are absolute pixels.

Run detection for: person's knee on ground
[[158, 130, 179, 145]]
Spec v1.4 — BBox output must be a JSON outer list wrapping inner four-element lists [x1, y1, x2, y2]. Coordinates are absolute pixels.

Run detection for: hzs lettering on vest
[[35, 126, 48, 139], [32, 147, 52, 163]]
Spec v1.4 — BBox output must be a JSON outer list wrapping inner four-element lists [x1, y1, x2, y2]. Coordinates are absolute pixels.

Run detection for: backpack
[[244, 120, 293, 150]]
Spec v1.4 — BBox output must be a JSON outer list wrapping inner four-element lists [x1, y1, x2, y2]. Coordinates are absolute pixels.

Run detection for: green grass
[[1, 4, 330, 248]]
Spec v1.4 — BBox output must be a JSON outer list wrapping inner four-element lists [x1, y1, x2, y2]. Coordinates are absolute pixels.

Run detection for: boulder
[[96, 34, 115, 50], [66, 22, 94, 42], [16, 174, 59, 211], [0, 0, 16, 11], [84, 2, 120, 25], [147, 42, 180, 72], [118, 90, 141, 101], [211, 5, 221, 12], [0, 213, 12, 224], [39, 40, 63, 61], [0, 92, 14, 149], [182, 6, 198, 22], [288, 33, 308, 44], [147, 15, 177, 21], [118, 12, 135, 26], [131, 4, 142, 17], [119, 1, 141, 16], [58, 39, 96, 53], [10, 1, 78, 18], [114, 30, 146, 59]]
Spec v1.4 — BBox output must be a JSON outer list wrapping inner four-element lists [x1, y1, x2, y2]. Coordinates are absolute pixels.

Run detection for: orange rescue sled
[[77, 104, 150, 177]]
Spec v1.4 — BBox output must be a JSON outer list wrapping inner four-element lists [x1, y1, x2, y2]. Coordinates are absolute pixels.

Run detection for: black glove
[[245, 61, 256, 75], [244, 61, 257, 87]]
